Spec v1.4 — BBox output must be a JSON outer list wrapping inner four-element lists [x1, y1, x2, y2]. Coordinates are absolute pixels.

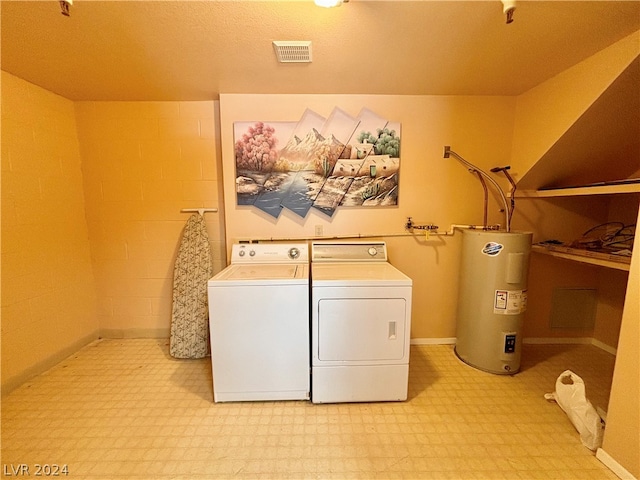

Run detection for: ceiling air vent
[[273, 41, 312, 63]]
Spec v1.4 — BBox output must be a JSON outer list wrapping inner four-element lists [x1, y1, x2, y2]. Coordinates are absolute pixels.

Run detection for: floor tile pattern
[[1, 340, 618, 479]]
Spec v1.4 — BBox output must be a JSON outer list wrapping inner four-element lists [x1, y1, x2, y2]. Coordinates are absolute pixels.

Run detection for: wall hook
[[180, 208, 218, 216]]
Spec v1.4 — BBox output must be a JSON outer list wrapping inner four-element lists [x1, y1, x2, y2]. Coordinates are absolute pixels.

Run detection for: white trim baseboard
[[523, 337, 592, 345], [523, 337, 617, 355], [99, 328, 168, 339], [411, 337, 617, 355], [410, 338, 456, 345], [591, 339, 618, 356], [1, 331, 99, 397], [596, 448, 637, 480]]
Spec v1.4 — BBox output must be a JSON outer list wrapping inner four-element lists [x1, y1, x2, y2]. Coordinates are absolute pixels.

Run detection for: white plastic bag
[[544, 370, 604, 451]]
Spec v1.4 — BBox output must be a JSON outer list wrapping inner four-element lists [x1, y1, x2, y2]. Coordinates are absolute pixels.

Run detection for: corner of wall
[[601, 210, 640, 478], [511, 30, 640, 186], [1, 331, 99, 397]]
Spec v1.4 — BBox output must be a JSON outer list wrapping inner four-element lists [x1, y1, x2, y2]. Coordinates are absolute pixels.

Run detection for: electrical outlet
[[315, 225, 323, 237]]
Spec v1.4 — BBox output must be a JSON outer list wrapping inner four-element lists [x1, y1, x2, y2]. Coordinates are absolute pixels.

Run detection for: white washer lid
[[209, 263, 309, 286], [312, 262, 411, 287]]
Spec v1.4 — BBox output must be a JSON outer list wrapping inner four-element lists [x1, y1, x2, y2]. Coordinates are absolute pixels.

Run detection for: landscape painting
[[233, 107, 401, 218]]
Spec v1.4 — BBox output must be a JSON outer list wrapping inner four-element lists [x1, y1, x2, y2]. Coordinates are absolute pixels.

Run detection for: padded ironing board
[[170, 213, 213, 359]]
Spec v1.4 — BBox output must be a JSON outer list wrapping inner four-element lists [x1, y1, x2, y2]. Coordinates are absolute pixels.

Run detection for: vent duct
[[273, 41, 312, 63]]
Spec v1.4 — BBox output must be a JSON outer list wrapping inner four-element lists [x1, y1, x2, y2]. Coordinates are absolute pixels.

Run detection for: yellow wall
[[514, 195, 632, 344], [507, 34, 639, 476], [600, 206, 639, 478], [0, 29, 637, 478], [511, 30, 640, 183], [510, 31, 639, 347], [219, 94, 518, 339], [1, 72, 98, 392], [592, 195, 639, 349], [74, 101, 225, 338]]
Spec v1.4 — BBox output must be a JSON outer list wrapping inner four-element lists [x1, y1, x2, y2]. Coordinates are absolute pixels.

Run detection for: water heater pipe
[[490, 165, 517, 229], [473, 170, 489, 229], [405, 218, 501, 236], [443, 146, 511, 232]]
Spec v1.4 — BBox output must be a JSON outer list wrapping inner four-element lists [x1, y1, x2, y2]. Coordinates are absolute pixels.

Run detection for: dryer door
[[317, 297, 407, 361]]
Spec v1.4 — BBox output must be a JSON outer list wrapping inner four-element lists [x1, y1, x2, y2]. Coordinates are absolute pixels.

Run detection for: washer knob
[[288, 247, 300, 260], [238, 250, 245, 257], [249, 250, 256, 257], [368, 247, 378, 256]]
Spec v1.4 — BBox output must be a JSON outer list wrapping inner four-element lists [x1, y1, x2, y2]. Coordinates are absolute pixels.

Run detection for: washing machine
[[207, 243, 309, 402], [311, 241, 413, 403]]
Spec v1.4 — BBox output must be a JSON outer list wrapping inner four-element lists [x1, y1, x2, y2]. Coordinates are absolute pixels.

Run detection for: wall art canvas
[[233, 107, 401, 219]]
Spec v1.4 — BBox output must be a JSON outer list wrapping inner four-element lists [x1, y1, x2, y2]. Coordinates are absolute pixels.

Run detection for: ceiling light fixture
[[314, 0, 348, 8]]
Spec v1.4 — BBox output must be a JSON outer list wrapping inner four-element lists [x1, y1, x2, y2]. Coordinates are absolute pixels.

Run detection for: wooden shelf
[[532, 244, 631, 271], [517, 182, 640, 198], [520, 179, 637, 271]]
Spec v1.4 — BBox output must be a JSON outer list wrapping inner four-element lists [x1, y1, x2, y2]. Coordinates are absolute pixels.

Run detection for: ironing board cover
[[170, 214, 213, 358]]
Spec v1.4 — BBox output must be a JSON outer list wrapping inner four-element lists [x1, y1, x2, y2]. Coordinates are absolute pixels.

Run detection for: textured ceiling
[[2, 1, 639, 101]]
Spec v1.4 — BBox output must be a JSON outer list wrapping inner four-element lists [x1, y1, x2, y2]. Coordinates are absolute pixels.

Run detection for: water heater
[[455, 230, 532, 374]]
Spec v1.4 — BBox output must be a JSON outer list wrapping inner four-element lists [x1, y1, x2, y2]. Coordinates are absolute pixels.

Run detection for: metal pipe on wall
[[443, 146, 511, 232]]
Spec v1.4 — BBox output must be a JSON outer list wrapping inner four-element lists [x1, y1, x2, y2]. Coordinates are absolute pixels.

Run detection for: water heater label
[[494, 289, 527, 314], [482, 242, 504, 256]]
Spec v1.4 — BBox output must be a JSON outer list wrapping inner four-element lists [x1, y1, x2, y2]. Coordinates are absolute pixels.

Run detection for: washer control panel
[[231, 243, 309, 264], [311, 241, 388, 262]]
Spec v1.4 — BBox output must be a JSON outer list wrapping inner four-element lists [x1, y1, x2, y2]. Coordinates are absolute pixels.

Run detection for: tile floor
[[1, 339, 618, 479]]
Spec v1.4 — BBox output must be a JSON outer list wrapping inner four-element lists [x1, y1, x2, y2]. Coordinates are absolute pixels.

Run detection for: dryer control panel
[[312, 242, 388, 262], [231, 243, 309, 264]]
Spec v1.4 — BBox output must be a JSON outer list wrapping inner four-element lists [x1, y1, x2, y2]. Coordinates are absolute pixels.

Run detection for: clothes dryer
[[311, 241, 412, 403], [207, 243, 309, 402]]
